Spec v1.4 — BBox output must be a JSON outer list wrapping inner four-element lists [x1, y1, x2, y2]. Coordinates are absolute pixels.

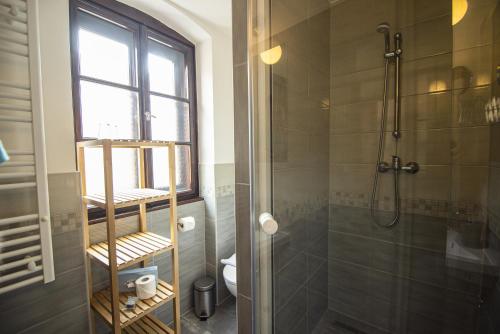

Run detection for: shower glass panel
[[249, 0, 500, 333]]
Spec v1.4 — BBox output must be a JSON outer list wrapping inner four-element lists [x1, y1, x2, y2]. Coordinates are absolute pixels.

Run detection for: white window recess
[[0, 0, 54, 294]]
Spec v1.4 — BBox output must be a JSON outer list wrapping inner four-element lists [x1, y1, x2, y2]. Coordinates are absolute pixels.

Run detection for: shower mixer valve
[[377, 156, 419, 174]]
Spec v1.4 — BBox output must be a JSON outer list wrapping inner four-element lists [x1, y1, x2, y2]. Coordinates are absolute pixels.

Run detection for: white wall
[[37, 0, 234, 173], [212, 35, 235, 164], [38, 0, 75, 173]]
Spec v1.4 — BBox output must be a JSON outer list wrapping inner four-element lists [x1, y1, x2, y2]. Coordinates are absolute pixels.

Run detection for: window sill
[[87, 196, 204, 225]]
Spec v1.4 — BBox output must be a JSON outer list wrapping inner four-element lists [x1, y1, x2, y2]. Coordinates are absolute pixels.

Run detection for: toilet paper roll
[[177, 216, 195, 232], [135, 275, 157, 300]]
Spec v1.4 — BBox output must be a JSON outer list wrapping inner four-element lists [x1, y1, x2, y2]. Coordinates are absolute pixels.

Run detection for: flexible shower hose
[[370, 58, 400, 228]]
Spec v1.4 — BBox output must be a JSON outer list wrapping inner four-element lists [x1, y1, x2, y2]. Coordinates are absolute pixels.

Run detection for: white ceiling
[[167, 0, 232, 32]]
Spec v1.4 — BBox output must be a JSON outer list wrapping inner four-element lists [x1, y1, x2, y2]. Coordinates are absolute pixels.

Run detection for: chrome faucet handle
[[377, 162, 390, 173], [378, 159, 419, 174], [402, 161, 419, 174]]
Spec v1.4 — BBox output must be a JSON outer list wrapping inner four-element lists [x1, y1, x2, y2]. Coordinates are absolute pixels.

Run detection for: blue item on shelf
[[0, 140, 9, 165]]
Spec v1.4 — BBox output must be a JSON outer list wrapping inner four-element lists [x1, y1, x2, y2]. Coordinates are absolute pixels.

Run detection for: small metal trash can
[[194, 276, 216, 320]]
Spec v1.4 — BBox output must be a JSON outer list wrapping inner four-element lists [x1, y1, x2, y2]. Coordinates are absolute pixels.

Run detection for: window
[[70, 0, 198, 220]]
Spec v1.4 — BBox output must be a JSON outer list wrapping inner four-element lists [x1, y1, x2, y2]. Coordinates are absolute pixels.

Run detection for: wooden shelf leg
[[103, 140, 121, 334], [77, 147, 96, 334], [139, 147, 148, 267], [169, 143, 181, 333]]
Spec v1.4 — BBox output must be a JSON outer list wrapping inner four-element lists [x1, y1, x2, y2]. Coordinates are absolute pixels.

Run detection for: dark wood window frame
[[69, 0, 200, 222]]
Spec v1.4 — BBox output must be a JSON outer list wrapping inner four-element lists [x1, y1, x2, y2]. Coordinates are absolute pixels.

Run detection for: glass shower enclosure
[[248, 0, 500, 333]]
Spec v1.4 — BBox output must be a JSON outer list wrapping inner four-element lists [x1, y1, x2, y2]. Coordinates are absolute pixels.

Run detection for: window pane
[[78, 11, 135, 85], [148, 39, 188, 98], [80, 81, 140, 139], [150, 95, 190, 142], [83, 148, 139, 194], [151, 145, 191, 192]]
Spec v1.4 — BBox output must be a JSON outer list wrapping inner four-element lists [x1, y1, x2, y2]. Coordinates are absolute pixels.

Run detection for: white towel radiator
[[0, 0, 54, 294]]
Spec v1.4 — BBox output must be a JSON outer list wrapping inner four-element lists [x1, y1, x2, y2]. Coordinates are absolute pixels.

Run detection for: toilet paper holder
[[177, 216, 196, 232]]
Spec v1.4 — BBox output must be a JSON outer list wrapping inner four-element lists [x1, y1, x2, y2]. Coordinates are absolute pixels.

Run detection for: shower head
[[376, 22, 390, 33], [376, 22, 391, 52]]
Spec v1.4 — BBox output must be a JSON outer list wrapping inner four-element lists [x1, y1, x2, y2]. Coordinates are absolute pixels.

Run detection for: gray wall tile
[[18, 305, 89, 334], [1, 267, 88, 334], [0, 172, 88, 334]]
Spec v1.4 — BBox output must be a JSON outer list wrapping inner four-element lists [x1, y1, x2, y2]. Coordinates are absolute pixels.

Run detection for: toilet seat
[[221, 253, 237, 296], [223, 264, 236, 284], [221, 253, 236, 267]]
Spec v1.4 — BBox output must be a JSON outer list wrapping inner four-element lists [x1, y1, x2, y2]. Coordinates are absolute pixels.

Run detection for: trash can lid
[[194, 276, 215, 291]]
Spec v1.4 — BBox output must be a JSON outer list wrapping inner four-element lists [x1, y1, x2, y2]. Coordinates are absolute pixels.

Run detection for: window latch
[[145, 112, 151, 121]]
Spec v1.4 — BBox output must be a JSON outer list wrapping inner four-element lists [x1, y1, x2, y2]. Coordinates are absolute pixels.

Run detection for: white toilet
[[221, 253, 237, 296]]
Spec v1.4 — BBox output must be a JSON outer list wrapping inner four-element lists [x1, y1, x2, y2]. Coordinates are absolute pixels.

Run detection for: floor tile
[[182, 297, 237, 334]]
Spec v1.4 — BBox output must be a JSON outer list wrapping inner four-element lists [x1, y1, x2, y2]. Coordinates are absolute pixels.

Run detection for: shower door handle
[[259, 212, 278, 235]]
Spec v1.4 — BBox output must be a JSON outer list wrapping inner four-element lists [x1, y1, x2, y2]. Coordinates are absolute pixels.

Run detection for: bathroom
[[1, 0, 500, 333]]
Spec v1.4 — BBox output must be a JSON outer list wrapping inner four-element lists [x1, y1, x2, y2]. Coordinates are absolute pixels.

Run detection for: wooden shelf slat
[[77, 139, 175, 148], [91, 280, 175, 329], [123, 314, 175, 334], [87, 232, 173, 269], [84, 188, 170, 209]]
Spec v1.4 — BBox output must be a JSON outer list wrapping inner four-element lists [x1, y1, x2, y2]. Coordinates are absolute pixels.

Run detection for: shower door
[[249, 0, 333, 332], [249, 0, 500, 333]]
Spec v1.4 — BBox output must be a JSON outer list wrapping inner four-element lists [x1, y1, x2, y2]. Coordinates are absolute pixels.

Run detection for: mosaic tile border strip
[[273, 196, 330, 222], [51, 212, 81, 235], [331, 191, 486, 222], [216, 184, 235, 197]]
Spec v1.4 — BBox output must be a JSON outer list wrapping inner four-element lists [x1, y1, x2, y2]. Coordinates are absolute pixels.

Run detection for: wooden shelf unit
[[77, 139, 181, 334]]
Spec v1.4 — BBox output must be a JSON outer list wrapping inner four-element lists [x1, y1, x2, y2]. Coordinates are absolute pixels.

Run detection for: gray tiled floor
[[312, 313, 363, 334], [182, 297, 237, 334], [181, 298, 361, 334]]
